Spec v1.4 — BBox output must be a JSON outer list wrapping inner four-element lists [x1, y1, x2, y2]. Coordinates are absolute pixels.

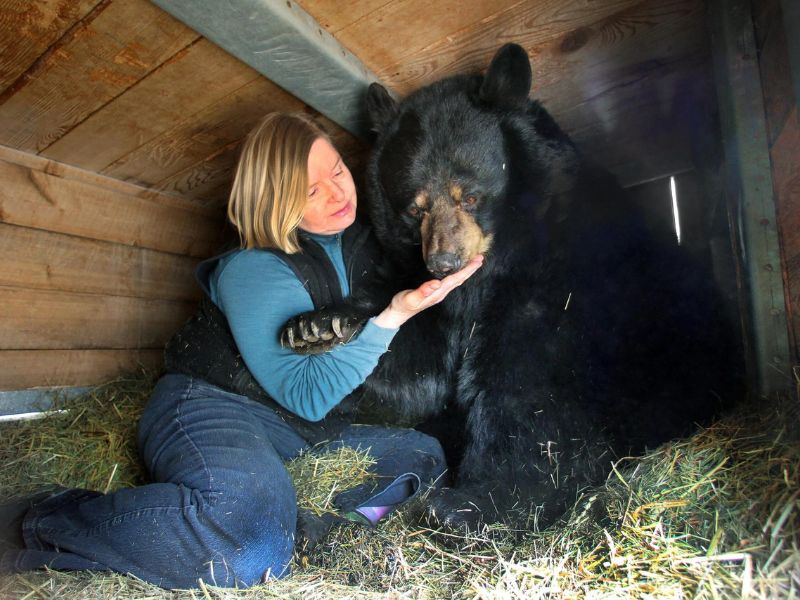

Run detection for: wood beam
[[708, 0, 793, 394], [151, 0, 384, 138]]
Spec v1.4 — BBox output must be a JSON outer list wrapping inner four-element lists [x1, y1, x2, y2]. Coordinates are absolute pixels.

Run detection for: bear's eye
[[463, 195, 478, 207], [407, 206, 421, 218]]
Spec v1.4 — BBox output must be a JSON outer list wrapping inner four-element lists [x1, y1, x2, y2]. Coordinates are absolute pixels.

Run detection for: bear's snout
[[427, 252, 462, 278]]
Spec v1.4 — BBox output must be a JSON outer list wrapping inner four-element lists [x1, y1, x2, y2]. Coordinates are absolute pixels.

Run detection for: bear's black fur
[[285, 44, 741, 530]]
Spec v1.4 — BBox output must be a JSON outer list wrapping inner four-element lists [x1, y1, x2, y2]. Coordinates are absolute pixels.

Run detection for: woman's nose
[[323, 178, 344, 202]]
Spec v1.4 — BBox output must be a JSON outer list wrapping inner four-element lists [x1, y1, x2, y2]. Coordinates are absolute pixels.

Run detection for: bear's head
[[365, 43, 576, 279]]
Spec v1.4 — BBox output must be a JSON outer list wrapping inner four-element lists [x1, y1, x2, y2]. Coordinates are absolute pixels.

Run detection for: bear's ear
[[479, 43, 532, 111], [366, 83, 399, 133]]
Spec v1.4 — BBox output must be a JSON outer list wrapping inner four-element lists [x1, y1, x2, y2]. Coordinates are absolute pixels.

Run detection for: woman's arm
[[214, 250, 396, 422], [215, 250, 483, 422]]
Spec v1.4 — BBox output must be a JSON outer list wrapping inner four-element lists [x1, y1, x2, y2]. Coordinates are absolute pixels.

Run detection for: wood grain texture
[[0, 349, 162, 390], [292, 0, 390, 33], [324, 0, 708, 185], [367, 0, 645, 93], [0, 223, 200, 301], [772, 108, 800, 360], [755, 1, 796, 146], [102, 75, 366, 203], [42, 39, 261, 172], [0, 151, 226, 257], [297, 0, 523, 67], [99, 76, 302, 187], [0, 0, 197, 153], [0, 285, 194, 350], [0, 144, 218, 214], [0, 0, 101, 95]]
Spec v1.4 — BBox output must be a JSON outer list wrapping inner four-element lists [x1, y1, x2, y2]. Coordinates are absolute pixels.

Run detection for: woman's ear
[[367, 83, 399, 134], [478, 43, 532, 111]]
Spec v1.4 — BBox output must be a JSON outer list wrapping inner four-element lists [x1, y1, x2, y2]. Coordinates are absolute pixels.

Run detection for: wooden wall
[[1, 0, 789, 392], [298, 0, 716, 188], [0, 146, 224, 389], [754, 0, 800, 364], [0, 0, 363, 392]]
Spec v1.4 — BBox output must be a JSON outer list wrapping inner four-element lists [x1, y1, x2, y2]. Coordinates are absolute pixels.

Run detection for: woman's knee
[[202, 482, 298, 587]]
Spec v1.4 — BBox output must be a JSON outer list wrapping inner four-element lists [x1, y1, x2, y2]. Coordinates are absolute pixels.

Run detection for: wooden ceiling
[[0, 0, 714, 209]]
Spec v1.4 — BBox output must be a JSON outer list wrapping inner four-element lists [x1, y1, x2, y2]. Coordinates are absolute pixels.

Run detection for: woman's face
[[300, 137, 357, 235]]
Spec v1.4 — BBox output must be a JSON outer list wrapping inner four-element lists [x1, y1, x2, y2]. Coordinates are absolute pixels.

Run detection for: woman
[[0, 113, 482, 589]]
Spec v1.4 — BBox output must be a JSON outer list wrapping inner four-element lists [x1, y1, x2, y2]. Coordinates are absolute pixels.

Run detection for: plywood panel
[[0, 286, 194, 350], [0, 150, 225, 257], [0, 0, 101, 95], [0, 349, 163, 390], [0, 0, 197, 153], [0, 223, 200, 301], [42, 39, 261, 172]]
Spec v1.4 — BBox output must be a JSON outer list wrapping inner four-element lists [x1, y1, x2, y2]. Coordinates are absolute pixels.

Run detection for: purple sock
[[354, 504, 393, 525]]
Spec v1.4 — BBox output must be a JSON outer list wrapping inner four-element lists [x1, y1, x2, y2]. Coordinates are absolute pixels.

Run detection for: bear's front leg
[[280, 305, 369, 354], [423, 335, 609, 532]]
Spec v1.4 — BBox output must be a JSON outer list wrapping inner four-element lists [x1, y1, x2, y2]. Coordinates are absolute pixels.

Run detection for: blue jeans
[[1, 375, 446, 589]]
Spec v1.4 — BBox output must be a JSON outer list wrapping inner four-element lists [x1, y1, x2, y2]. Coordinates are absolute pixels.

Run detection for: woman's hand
[[373, 255, 484, 329]]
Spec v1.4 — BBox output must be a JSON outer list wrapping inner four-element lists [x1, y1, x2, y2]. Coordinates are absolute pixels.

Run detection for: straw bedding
[[1, 369, 798, 599]]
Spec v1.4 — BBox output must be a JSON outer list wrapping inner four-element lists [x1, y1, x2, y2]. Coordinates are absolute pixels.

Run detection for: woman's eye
[[308, 187, 318, 198]]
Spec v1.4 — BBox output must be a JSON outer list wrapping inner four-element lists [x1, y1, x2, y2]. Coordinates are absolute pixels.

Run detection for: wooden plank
[[42, 39, 261, 172], [0, 286, 195, 350], [0, 223, 201, 301], [153, 112, 367, 205], [781, 0, 800, 115], [0, 0, 100, 95], [366, 0, 646, 94], [0, 144, 219, 215], [561, 60, 709, 186], [772, 107, 800, 360], [297, 0, 524, 68], [102, 75, 365, 202], [293, 0, 390, 33], [533, 0, 707, 121], [754, 1, 795, 146], [709, 0, 793, 393], [0, 349, 163, 390], [100, 77, 300, 188], [0, 153, 226, 257], [342, 0, 708, 185], [0, 0, 198, 153], [154, 139, 241, 205], [152, 0, 383, 139]]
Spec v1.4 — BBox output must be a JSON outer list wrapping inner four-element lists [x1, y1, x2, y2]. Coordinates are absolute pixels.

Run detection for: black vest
[[163, 222, 380, 444]]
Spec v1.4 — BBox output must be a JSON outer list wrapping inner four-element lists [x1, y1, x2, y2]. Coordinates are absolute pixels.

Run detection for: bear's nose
[[427, 253, 462, 279]]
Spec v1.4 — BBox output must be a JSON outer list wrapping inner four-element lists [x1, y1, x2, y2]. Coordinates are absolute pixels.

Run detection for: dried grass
[[1, 369, 798, 599], [287, 446, 375, 516]]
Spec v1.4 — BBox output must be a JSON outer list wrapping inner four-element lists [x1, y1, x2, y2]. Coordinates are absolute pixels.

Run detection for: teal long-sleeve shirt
[[204, 231, 398, 422]]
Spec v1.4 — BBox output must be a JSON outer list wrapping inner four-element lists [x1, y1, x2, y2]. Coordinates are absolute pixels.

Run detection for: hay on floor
[[1, 369, 798, 599]]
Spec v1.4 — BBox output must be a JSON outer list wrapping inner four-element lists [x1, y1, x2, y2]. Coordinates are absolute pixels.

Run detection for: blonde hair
[[228, 112, 331, 253]]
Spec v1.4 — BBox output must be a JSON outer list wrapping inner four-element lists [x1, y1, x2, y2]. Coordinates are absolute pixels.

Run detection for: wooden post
[[707, 0, 793, 395], [781, 0, 800, 114]]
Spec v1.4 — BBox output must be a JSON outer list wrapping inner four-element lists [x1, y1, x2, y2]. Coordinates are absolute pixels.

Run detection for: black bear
[[285, 43, 739, 530]]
